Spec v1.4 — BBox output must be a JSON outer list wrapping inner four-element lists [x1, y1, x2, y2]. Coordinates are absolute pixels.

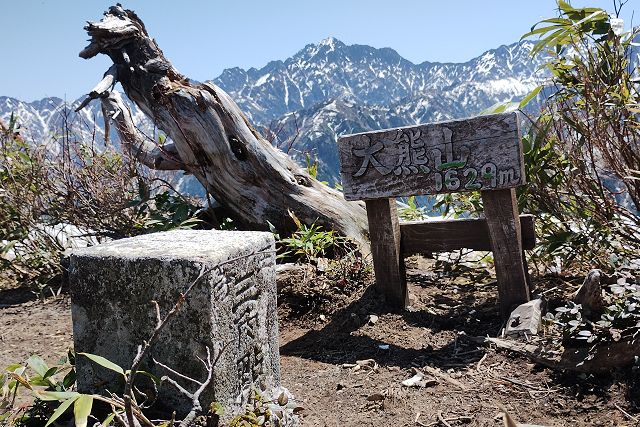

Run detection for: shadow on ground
[[0, 287, 38, 307], [280, 267, 504, 370]]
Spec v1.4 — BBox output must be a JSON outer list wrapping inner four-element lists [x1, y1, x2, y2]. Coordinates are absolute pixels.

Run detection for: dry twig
[[423, 366, 468, 391], [119, 249, 275, 426], [614, 403, 639, 423]]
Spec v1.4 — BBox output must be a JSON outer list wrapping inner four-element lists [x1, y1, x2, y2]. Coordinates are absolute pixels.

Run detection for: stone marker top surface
[[71, 230, 274, 263]]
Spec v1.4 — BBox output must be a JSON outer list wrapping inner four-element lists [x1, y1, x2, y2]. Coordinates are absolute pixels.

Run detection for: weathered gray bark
[[77, 5, 369, 247], [472, 335, 640, 374]]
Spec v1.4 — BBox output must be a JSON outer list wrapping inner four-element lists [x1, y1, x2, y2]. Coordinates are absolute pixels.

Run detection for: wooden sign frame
[[338, 112, 532, 319]]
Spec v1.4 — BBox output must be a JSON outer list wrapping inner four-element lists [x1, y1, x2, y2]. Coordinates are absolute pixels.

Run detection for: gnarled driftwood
[[77, 5, 369, 247]]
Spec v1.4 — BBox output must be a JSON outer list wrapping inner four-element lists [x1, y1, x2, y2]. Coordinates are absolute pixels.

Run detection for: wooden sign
[[337, 112, 532, 319], [338, 112, 524, 201]]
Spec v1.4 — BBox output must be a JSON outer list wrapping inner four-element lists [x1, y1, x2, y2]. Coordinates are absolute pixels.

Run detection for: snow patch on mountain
[[2, 38, 546, 185]]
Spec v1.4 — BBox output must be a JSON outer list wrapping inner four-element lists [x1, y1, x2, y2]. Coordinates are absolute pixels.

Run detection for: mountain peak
[[318, 36, 343, 49]]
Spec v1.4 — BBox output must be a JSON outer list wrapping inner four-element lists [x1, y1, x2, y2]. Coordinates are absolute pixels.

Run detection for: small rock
[[356, 359, 377, 368], [336, 382, 346, 391], [505, 298, 543, 337], [366, 393, 385, 402], [401, 373, 423, 387], [316, 257, 330, 272], [277, 392, 288, 406], [368, 314, 379, 325], [352, 359, 378, 372], [401, 371, 438, 388]]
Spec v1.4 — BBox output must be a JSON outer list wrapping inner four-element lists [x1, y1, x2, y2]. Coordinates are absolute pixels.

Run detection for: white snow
[[255, 73, 271, 87]]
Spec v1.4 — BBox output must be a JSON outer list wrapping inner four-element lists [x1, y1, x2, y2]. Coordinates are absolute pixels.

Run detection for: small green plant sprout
[[279, 211, 342, 263], [304, 152, 328, 185]]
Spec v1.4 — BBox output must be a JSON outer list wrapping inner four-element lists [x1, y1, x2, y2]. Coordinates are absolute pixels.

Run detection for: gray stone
[[68, 230, 279, 419], [505, 298, 543, 337]]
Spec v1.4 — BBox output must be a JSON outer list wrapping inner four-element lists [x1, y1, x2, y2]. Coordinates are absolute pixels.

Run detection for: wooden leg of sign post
[[365, 198, 407, 310], [481, 188, 530, 319]]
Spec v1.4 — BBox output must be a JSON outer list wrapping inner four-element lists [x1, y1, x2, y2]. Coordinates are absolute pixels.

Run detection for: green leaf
[[79, 353, 125, 376], [102, 412, 117, 427], [210, 401, 225, 416], [27, 355, 49, 377], [4, 364, 25, 374], [74, 395, 94, 427], [62, 369, 76, 389], [43, 366, 58, 380], [37, 391, 81, 401], [557, 0, 573, 13], [519, 85, 543, 108], [480, 101, 519, 115], [522, 23, 564, 40], [45, 397, 77, 427], [28, 375, 52, 387]]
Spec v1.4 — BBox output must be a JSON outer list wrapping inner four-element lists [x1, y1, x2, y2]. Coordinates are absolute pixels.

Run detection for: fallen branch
[[422, 366, 468, 391], [469, 335, 640, 373], [614, 403, 639, 423], [437, 411, 453, 427]]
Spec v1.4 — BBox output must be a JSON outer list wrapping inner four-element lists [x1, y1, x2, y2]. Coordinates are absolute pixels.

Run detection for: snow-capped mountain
[[1, 38, 545, 184], [213, 38, 543, 124]]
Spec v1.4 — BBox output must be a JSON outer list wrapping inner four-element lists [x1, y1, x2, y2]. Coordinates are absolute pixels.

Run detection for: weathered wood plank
[[481, 189, 530, 318], [338, 112, 525, 201], [400, 214, 535, 254], [365, 198, 407, 309]]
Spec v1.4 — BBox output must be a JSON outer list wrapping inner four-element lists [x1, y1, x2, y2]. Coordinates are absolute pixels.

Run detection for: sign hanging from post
[[338, 112, 525, 201]]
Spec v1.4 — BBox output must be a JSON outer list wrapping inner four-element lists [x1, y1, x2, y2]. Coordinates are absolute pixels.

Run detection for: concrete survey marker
[[68, 230, 279, 417]]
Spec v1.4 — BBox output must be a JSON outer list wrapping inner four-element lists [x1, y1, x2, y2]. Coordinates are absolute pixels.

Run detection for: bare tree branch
[[101, 92, 187, 171]]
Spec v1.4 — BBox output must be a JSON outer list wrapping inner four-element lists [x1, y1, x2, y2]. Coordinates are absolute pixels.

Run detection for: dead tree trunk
[[77, 5, 369, 247]]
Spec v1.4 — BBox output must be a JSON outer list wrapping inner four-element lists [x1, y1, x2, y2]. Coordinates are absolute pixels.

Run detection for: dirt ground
[[1, 259, 639, 426]]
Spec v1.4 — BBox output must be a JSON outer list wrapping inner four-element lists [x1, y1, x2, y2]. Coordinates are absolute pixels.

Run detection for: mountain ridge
[[1, 37, 545, 184]]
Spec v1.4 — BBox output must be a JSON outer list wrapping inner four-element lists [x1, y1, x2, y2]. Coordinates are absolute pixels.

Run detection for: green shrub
[[518, 0, 640, 271], [426, 1, 640, 273], [0, 114, 202, 290]]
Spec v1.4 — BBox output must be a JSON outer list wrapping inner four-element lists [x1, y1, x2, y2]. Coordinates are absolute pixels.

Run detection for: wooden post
[[338, 113, 534, 315], [365, 198, 407, 309], [481, 188, 530, 318]]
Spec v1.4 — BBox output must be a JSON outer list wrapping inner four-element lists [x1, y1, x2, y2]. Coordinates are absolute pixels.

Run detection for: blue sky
[[1, 0, 636, 101]]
